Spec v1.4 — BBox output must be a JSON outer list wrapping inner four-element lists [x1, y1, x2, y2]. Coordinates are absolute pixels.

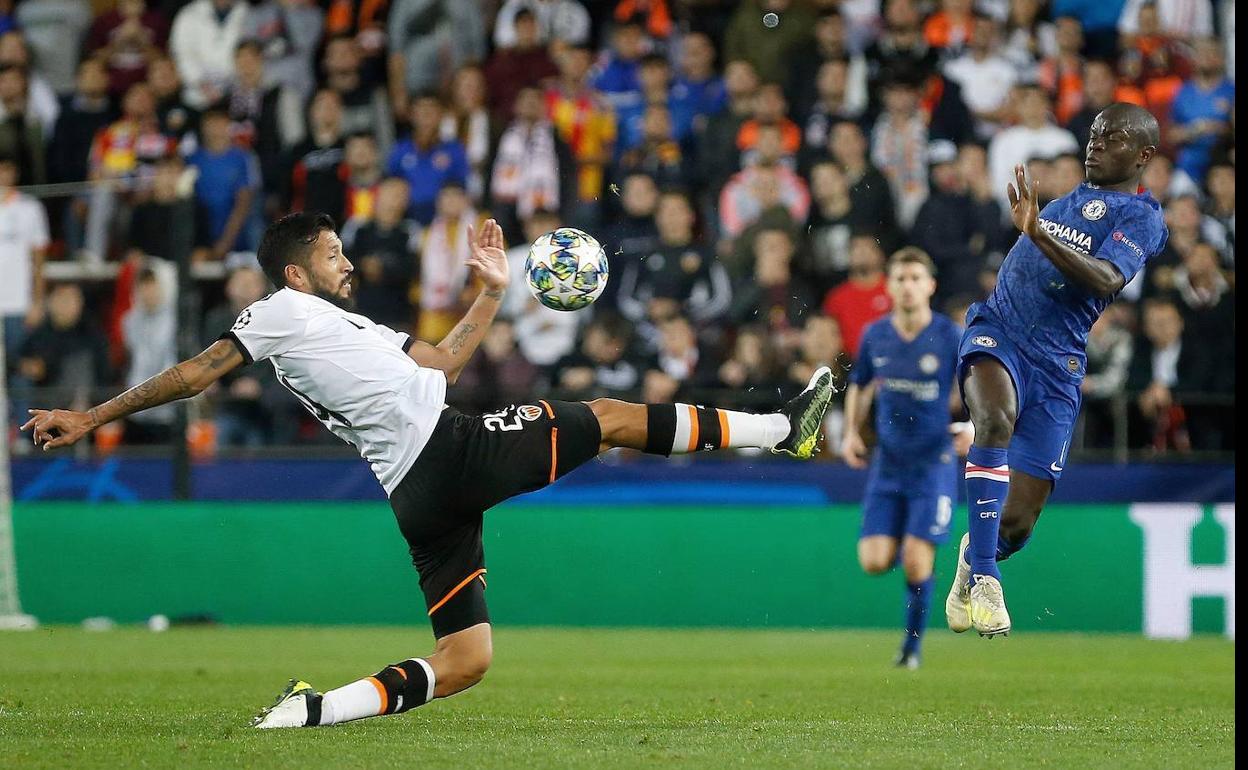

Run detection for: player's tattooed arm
[[21, 340, 244, 451], [1009, 164, 1125, 297]]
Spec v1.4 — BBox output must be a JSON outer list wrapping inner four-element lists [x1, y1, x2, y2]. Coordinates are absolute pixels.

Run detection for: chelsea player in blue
[[945, 103, 1169, 638], [842, 248, 973, 669]]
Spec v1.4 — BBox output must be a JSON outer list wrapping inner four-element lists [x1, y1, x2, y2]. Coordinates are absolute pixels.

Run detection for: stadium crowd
[[0, 0, 1235, 456]]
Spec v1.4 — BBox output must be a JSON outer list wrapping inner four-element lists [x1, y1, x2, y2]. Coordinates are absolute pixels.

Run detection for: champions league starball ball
[[524, 227, 609, 311]]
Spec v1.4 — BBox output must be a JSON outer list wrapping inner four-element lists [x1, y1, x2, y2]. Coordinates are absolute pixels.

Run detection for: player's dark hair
[[888, 246, 937, 277], [257, 212, 337, 288]]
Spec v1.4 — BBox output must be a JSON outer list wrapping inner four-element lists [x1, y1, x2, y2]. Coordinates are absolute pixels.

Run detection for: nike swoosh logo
[[1050, 462, 1063, 472], [976, 498, 998, 505]]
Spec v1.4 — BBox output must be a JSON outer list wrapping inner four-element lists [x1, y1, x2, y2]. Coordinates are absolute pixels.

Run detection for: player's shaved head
[[1097, 102, 1161, 148], [1084, 103, 1159, 187]]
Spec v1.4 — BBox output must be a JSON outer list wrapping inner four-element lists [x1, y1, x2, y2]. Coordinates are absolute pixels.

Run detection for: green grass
[[0, 627, 1233, 769]]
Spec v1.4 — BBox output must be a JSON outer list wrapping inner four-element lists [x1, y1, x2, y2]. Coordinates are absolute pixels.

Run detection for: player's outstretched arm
[[407, 218, 509, 384], [21, 339, 245, 451], [1008, 164, 1125, 297], [840, 382, 875, 470]]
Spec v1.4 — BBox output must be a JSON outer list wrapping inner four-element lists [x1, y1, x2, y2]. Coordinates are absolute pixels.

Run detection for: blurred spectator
[[719, 123, 810, 239], [737, 82, 800, 165], [696, 58, 757, 202], [715, 324, 786, 393], [201, 263, 276, 446], [85, 0, 170, 98], [147, 54, 199, 144], [1065, 58, 1119, 149], [616, 53, 680, 152], [17, 283, 112, 408], [911, 141, 1005, 302], [440, 65, 491, 204], [871, 70, 929, 229], [341, 132, 383, 222], [728, 226, 816, 336], [601, 171, 659, 305], [1037, 16, 1085, 127], [787, 313, 849, 452], [170, 0, 248, 109], [799, 59, 866, 171], [987, 84, 1079, 214], [1048, 152, 1086, 198], [788, 10, 868, 124], [617, 105, 688, 186], [617, 188, 731, 327], [821, 234, 892, 358], [85, 82, 177, 260], [545, 43, 615, 229], [593, 16, 646, 116], [1079, 305, 1133, 448], [285, 88, 346, 219], [724, 0, 815, 85], [491, 86, 562, 242], [0, 154, 48, 379], [613, 0, 673, 42], [802, 160, 874, 294], [1050, 0, 1123, 58], [503, 209, 584, 367], [483, 8, 558, 125], [1168, 38, 1234, 184], [1203, 162, 1234, 262], [644, 314, 715, 402], [866, 0, 938, 98], [1001, 0, 1056, 75], [0, 31, 59, 134], [225, 39, 301, 212], [1118, 1, 1192, 122], [923, 0, 975, 55], [671, 31, 726, 139], [48, 58, 115, 190], [0, 66, 47, 186], [120, 267, 177, 443], [493, 0, 591, 50], [416, 183, 477, 342], [1139, 148, 1199, 206], [454, 319, 539, 408], [322, 33, 393, 155], [0, 0, 13, 36], [188, 105, 261, 259], [943, 15, 1017, 140], [340, 176, 418, 329], [241, 0, 323, 100], [829, 121, 899, 243], [126, 154, 187, 262], [321, 0, 390, 87], [1119, 0, 1213, 43], [1127, 298, 1194, 451], [14, 0, 92, 96], [386, 0, 484, 110], [553, 312, 643, 397], [386, 91, 468, 225]]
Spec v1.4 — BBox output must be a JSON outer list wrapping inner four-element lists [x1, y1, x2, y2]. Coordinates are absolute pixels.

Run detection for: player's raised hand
[[466, 218, 509, 294], [20, 408, 95, 451], [1006, 163, 1040, 238]]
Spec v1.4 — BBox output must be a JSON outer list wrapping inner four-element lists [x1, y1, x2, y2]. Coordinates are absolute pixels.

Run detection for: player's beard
[[312, 276, 357, 311]]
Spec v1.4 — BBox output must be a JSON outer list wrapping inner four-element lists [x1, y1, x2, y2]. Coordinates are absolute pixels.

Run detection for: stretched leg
[[961, 357, 1018, 582], [899, 535, 936, 663], [589, 398, 793, 455]]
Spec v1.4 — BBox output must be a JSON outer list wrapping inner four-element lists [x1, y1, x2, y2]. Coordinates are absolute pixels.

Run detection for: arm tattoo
[[447, 323, 479, 355]]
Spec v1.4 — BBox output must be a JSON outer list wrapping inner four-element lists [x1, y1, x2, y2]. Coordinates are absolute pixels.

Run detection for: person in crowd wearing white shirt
[[987, 83, 1079, 214], [943, 14, 1018, 140], [0, 154, 48, 391], [169, 0, 249, 109], [24, 211, 835, 731]]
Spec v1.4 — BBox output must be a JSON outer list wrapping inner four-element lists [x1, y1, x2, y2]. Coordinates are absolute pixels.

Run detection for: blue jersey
[[851, 313, 961, 468], [977, 182, 1167, 378]]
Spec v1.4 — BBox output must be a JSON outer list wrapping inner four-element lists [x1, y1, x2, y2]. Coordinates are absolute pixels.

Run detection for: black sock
[[644, 404, 677, 456], [372, 658, 434, 714]]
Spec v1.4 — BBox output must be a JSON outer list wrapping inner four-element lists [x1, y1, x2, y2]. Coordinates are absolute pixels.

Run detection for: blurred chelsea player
[[841, 247, 972, 669], [946, 103, 1169, 638]]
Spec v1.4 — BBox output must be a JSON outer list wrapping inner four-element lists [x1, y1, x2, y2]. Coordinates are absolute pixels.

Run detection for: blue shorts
[[957, 315, 1081, 482], [860, 452, 957, 545]]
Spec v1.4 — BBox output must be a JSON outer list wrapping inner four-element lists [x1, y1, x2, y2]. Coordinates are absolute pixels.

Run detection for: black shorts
[[389, 399, 601, 638]]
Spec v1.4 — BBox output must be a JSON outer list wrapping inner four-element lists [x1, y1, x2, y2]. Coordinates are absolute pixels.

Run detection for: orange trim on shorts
[[686, 405, 700, 452], [717, 408, 730, 448], [549, 427, 559, 483], [367, 676, 388, 715], [427, 568, 488, 616], [539, 399, 555, 419]]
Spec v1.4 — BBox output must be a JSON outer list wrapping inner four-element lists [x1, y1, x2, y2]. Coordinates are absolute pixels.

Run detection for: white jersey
[[225, 287, 446, 495]]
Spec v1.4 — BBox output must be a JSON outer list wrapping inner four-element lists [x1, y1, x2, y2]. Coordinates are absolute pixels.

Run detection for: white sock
[[669, 404, 791, 453], [320, 678, 384, 725]]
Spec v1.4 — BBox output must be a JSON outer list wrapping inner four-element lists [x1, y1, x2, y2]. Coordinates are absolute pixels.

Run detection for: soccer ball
[[524, 227, 609, 311]]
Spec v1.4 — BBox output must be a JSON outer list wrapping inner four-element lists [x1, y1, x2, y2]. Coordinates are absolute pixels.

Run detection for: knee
[[1000, 507, 1040, 542], [970, 405, 1016, 446], [859, 553, 893, 575], [900, 548, 933, 583], [439, 639, 493, 692]]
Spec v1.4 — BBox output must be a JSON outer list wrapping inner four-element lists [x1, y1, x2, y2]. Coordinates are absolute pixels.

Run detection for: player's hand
[[1007, 164, 1040, 238], [950, 421, 975, 458], [841, 430, 869, 470], [466, 218, 509, 294], [21, 408, 96, 451]]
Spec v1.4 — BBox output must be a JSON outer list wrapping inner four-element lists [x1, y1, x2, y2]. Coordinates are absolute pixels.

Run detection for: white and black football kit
[[222, 288, 601, 636]]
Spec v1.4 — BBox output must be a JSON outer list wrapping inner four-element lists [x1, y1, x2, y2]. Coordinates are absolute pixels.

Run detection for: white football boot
[[253, 679, 321, 729], [969, 574, 1012, 637], [944, 533, 973, 633]]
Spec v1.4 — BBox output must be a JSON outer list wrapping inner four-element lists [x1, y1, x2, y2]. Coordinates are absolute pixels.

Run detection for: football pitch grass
[[0, 626, 1233, 769]]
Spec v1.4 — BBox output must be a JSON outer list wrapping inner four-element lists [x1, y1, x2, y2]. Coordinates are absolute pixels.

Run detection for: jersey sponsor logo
[[872, 357, 888, 367], [1112, 229, 1145, 257], [919, 353, 939, 374], [517, 404, 544, 422], [880, 377, 940, 401], [1082, 199, 1107, 221], [1037, 217, 1094, 252], [972, 335, 997, 348]]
